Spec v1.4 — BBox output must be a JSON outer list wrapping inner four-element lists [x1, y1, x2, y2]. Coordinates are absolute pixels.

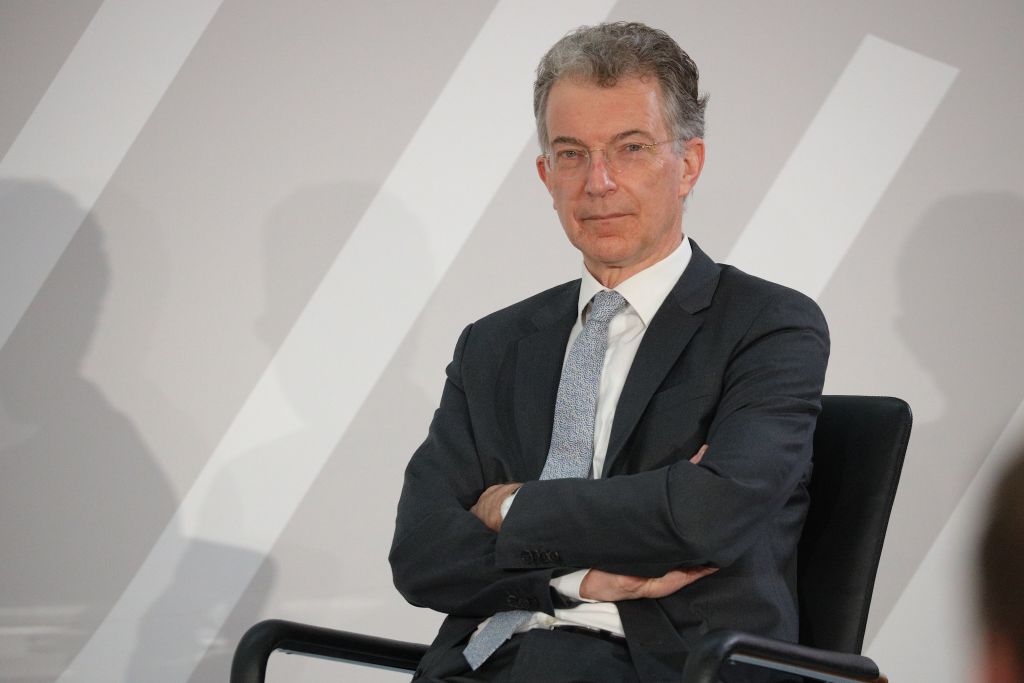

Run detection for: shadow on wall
[[0, 180, 177, 679], [879, 191, 1024, 624], [126, 493, 276, 682], [0, 180, 276, 682], [253, 182, 377, 347], [189, 180, 419, 681]]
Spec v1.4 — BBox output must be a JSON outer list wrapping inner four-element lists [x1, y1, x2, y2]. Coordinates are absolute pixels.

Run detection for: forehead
[[544, 75, 669, 144]]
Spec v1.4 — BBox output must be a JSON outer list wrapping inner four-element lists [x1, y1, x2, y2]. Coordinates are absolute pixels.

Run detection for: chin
[[585, 249, 639, 272], [596, 235, 639, 257]]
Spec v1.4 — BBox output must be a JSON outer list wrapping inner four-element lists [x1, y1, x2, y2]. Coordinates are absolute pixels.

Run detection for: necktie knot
[[588, 290, 627, 324]]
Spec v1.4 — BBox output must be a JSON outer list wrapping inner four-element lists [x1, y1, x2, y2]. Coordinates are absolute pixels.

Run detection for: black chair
[[232, 395, 911, 683]]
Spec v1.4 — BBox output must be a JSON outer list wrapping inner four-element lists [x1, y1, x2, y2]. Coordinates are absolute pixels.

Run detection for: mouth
[[581, 212, 629, 221]]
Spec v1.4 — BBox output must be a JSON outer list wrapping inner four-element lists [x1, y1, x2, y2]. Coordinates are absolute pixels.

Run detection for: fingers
[[642, 565, 718, 598], [580, 566, 718, 601], [689, 443, 709, 464], [664, 566, 718, 587]]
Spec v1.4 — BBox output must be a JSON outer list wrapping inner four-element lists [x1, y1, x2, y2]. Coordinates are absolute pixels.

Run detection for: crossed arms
[[389, 285, 829, 618], [469, 448, 714, 602]]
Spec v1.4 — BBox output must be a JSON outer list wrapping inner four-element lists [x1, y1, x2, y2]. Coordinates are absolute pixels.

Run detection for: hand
[[576, 445, 713, 600], [579, 565, 718, 602], [469, 482, 521, 532]]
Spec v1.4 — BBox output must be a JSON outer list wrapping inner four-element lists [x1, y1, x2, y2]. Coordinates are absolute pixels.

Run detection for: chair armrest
[[230, 619, 428, 683], [680, 629, 887, 683]]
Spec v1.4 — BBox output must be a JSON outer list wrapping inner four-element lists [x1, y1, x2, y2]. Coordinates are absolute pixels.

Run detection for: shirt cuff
[[499, 488, 518, 519], [550, 569, 597, 603]]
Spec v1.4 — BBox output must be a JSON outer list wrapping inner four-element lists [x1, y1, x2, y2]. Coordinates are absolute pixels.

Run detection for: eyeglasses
[[540, 137, 685, 178]]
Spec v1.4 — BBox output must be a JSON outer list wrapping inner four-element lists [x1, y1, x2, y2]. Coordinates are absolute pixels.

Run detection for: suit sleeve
[[494, 290, 829, 576], [389, 324, 562, 617]]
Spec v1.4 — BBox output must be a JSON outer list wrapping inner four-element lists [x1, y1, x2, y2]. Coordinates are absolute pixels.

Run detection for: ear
[[536, 154, 554, 193], [677, 138, 706, 199]]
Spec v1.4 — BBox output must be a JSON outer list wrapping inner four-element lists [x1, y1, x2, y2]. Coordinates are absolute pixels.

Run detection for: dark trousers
[[414, 627, 801, 683], [414, 628, 640, 683]]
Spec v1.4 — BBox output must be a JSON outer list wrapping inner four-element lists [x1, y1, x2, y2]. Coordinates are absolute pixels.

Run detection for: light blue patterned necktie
[[462, 289, 628, 670]]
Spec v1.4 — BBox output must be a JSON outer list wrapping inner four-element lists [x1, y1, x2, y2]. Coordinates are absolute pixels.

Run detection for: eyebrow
[[612, 129, 655, 142], [550, 135, 585, 147], [549, 129, 656, 147]]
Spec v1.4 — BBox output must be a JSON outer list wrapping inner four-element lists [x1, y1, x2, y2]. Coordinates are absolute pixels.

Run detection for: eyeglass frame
[[537, 135, 690, 177]]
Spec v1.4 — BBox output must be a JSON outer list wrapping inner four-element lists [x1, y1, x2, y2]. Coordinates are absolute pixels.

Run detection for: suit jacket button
[[551, 551, 561, 563], [506, 594, 519, 607], [539, 551, 550, 563]]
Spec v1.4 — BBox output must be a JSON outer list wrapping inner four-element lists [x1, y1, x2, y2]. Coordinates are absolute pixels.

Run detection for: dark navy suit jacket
[[389, 240, 830, 682]]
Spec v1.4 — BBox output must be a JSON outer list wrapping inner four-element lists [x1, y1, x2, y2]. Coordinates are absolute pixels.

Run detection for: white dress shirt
[[493, 237, 692, 637]]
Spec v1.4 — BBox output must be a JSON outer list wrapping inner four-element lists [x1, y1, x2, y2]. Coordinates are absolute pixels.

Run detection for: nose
[[584, 150, 617, 196]]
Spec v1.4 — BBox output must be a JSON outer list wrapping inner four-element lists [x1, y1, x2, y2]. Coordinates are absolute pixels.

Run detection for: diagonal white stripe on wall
[[865, 397, 1024, 681], [55, 2, 616, 681], [0, 0, 224, 352], [726, 35, 957, 298]]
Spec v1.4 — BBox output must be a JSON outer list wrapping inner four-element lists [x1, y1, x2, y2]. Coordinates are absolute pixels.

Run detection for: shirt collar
[[577, 237, 692, 327]]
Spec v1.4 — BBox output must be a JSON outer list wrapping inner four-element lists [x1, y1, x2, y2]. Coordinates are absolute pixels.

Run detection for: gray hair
[[534, 22, 708, 152]]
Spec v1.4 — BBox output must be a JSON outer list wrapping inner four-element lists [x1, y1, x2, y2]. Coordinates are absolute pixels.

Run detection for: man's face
[[537, 76, 704, 285]]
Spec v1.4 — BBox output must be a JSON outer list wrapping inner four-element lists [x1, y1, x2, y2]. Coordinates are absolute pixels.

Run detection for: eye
[[556, 149, 583, 160], [621, 142, 647, 154]]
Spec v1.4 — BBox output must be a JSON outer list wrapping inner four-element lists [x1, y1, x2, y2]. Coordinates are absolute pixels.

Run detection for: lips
[[581, 212, 629, 221]]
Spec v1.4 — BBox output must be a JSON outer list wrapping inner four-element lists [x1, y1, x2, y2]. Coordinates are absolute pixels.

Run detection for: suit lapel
[[602, 241, 721, 476], [513, 283, 579, 479]]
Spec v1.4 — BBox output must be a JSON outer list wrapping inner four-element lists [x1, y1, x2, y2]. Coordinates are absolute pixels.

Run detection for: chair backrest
[[798, 395, 912, 654]]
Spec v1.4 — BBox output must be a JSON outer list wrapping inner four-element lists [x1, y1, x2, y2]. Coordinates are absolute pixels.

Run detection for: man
[[978, 450, 1024, 683], [390, 22, 828, 682]]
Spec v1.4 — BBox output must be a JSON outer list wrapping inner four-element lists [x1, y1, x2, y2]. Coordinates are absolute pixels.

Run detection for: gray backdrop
[[2, 1, 1022, 681]]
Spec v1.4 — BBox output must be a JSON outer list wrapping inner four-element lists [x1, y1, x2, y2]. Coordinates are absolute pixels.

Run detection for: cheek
[[551, 194, 579, 227], [560, 220, 586, 248], [551, 185, 573, 208]]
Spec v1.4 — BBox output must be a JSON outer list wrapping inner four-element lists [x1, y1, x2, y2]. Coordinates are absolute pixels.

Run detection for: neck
[[586, 233, 685, 289]]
